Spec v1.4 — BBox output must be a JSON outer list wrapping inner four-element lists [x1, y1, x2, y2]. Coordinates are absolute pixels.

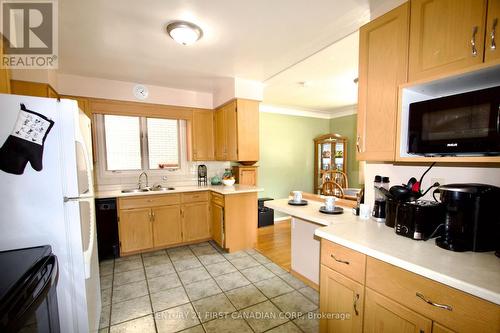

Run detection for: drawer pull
[[470, 26, 478, 56], [330, 254, 350, 265], [353, 293, 360, 316], [491, 18, 497, 50], [416, 292, 453, 311]]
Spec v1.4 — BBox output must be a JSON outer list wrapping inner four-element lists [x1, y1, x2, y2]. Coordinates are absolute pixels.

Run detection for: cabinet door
[[152, 205, 182, 248], [119, 208, 153, 254], [235, 99, 259, 162], [211, 202, 224, 248], [0, 35, 11, 94], [182, 202, 210, 242], [214, 107, 226, 160], [225, 102, 238, 161], [357, 3, 409, 161], [485, 0, 500, 63], [192, 110, 215, 161], [408, 0, 487, 81], [319, 265, 364, 333], [364, 288, 432, 333], [239, 168, 257, 186]]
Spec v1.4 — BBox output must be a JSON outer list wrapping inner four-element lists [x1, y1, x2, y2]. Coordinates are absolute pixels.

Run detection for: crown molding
[[260, 103, 357, 119]]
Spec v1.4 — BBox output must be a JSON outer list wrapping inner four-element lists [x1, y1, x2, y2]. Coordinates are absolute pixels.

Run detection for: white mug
[[325, 196, 336, 211], [292, 191, 303, 202], [359, 203, 370, 219]]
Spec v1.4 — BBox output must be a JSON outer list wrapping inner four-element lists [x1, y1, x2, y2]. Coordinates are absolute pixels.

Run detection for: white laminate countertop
[[95, 184, 262, 199], [265, 198, 500, 305]]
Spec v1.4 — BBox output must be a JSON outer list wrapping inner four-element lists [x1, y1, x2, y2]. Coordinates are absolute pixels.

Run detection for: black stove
[[0, 245, 59, 333]]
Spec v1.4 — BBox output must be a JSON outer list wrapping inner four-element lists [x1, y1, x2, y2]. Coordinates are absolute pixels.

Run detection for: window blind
[[104, 115, 142, 170], [147, 118, 179, 169]]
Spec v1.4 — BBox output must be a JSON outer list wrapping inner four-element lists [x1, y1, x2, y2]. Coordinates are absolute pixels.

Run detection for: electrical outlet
[[431, 178, 445, 186]]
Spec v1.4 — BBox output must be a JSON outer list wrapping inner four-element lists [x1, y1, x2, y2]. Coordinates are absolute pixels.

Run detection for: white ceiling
[[59, 0, 375, 93], [263, 31, 360, 112]]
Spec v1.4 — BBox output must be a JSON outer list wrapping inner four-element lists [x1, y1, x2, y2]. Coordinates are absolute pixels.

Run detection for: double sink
[[121, 186, 176, 194]]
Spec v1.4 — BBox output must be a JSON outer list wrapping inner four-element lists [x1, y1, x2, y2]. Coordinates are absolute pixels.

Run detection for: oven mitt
[[0, 104, 54, 174]]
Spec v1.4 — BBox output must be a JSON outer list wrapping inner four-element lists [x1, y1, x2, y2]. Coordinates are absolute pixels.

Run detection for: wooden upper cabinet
[[214, 99, 259, 162], [0, 35, 11, 94], [192, 109, 215, 161], [235, 99, 259, 162], [233, 165, 258, 186], [182, 202, 210, 242], [319, 265, 364, 333], [225, 102, 238, 161], [364, 288, 432, 333], [485, 0, 500, 63], [10, 80, 59, 98], [214, 107, 227, 160], [408, 0, 487, 81], [357, 3, 409, 161]]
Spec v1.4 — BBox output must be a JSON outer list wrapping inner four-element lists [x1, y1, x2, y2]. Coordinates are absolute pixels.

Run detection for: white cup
[[292, 191, 303, 203], [359, 203, 370, 219], [325, 196, 336, 211]]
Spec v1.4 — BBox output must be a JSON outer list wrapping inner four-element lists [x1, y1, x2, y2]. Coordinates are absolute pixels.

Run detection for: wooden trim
[[89, 97, 211, 120], [10, 80, 58, 98]]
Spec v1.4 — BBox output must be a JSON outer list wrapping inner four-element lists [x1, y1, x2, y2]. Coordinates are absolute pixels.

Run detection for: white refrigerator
[[0, 93, 101, 332]]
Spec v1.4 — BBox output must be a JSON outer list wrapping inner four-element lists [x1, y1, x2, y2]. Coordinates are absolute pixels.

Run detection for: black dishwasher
[[258, 198, 274, 228], [95, 198, 119, 260]]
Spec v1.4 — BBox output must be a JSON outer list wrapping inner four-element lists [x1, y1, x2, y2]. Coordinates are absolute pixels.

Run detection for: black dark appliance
[[393, 200, 445, 240], [258, 198, 274, 228], [198, 165, 207, 186], [0, 245, 59, 333], [96, 198, 120, 260], [435, 183, 500, 252], [408, 85, 500, 156]]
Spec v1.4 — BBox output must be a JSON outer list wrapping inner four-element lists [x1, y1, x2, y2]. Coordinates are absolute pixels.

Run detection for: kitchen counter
[[95, 184, 263, 199], [265, 198, 500, 305]]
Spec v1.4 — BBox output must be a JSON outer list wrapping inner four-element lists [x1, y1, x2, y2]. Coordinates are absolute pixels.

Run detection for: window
[[147, 118, 179, 169], [104, 115, 141, 171], [101, 115, 181, 171]]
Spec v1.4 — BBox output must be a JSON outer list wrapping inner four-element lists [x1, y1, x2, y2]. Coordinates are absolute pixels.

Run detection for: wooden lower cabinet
[[118, 208, 153, 253], [319, 265, 364, 333], [182, 202, 210, 242], [432, 323, 456, 333], [211, 200, 224, 248], [153, 205, 182, 248], [319, 239, 500, 333], [364, 288, 432, 333]]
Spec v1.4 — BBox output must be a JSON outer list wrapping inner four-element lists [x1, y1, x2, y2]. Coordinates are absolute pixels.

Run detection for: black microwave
[[408, 86, 500, 156]]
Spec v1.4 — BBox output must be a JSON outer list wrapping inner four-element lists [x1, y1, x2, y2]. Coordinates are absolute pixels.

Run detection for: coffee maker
[[436, 183, 500, 252]]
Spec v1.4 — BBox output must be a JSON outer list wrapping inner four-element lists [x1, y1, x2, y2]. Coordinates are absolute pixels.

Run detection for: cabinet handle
[[151, 211, 155, 221], [491, 18, 498, 50], [330, 254, 350, 265], [471, 26, 478, 56], [353, 293, 360, 316], [416, 292, 453, 311], [149, 211, 153, 222], [356, 135, 361, 153]]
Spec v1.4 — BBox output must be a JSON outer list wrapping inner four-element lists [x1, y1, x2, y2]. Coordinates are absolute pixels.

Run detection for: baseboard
[[274, 216, 291, 224], [290, 269, 319, 291]]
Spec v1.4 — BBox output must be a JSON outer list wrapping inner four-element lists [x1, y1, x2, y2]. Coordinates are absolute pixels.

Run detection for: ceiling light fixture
[[166, 20, 203, 46]]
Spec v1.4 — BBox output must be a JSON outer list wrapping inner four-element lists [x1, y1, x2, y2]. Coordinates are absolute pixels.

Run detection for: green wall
[[329, 114, 359, 188], [258, 113, 330, 200]]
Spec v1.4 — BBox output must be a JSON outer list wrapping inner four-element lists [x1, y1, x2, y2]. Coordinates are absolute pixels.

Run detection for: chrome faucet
[[138, 172, 149, 189]]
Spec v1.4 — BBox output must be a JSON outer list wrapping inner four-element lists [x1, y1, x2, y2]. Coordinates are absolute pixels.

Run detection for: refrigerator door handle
[[75, 119, 94, 197], [63, 194, 93, 202]]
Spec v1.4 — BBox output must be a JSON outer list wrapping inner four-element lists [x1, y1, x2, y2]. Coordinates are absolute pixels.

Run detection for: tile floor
[[98, 241, 319, 333]]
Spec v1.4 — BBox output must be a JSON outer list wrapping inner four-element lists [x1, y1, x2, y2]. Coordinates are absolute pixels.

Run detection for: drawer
[[181, 191, 208, 203], [320, 239, 366, 284], [119, 194, 180, 209], [211, 192, 224, 206], [366, 257, 500, 333]]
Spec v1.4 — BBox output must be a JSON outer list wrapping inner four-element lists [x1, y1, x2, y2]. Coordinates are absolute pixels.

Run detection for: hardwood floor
[[255, 220, 291, 271]]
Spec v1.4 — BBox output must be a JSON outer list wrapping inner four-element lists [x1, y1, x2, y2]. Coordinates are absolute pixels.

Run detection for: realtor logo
[[1, 0, 58, 68]]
